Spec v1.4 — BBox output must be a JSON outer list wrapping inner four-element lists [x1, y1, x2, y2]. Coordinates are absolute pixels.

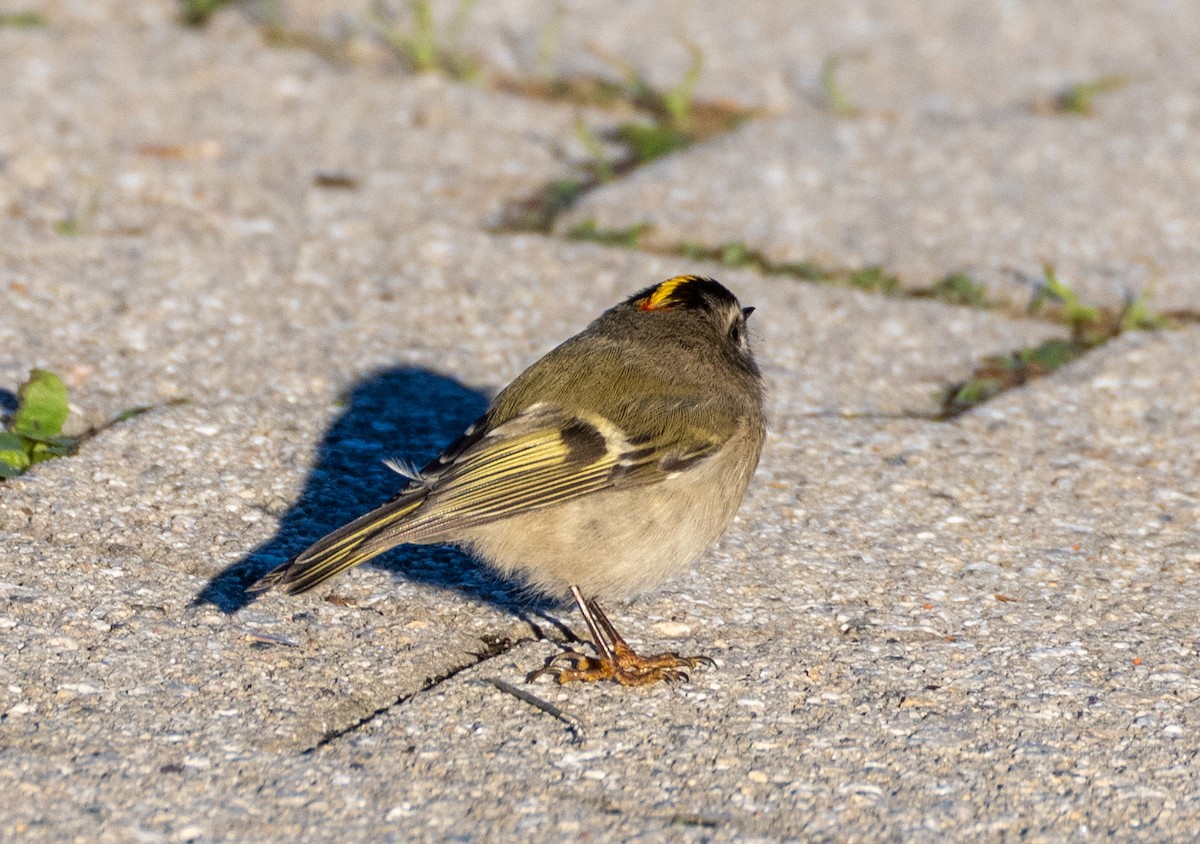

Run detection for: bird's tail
[[250, 490, 427, 595]]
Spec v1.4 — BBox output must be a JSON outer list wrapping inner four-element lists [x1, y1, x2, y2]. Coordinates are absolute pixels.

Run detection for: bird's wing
[[249, 399, 730, 594], [397, 402, 725, 539]]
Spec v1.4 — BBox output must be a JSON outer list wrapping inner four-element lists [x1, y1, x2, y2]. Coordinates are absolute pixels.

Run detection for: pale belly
[[458, 436, 759, 602]]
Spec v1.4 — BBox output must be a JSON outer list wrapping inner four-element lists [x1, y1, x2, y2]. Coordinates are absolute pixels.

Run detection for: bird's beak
[[742, 306, 756, 319]]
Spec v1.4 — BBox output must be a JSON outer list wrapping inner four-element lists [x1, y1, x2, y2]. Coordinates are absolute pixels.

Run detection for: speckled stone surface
[[292, 0, 1200, 115], [540, 1, 1200, 310], [559, 100, 1200, 311], [3, 2, 1200, 841]]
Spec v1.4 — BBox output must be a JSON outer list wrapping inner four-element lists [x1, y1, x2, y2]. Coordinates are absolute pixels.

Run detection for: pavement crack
[[300, 634, 533, 754]]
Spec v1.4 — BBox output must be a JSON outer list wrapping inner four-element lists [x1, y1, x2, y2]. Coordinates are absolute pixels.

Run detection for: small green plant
[[584, 41, 723, 170], [54, 186, 100, 237], [1028, 263, 1170, 338], [820, 55, 860, 117], [494, 39, 752, 233], [592, 41, 703, 131], [942, 268, 1172, 418], [0, 371, 187, 478], [368, 0, 480, 80], [714, 242, 756, 269], [1028, 264, 1104, 342], [848, 266, 899, 293], [0, 10, 47, 27], [574, 229, 863, 281], [545, 179, 587, 208], [776, 260, 829, 280], [179, 0, 234, 26], [674, 242, 710, 261], [54, 217, 82, 237], [1118, 290, 1169, 332], [609, 44, 702, 166], [927, 272, 988, 307], [939, 339, 1081, 418], [567, 220, 652, 248], [940, 376, 1004, 415], [0, 370, 77, 478], [673, 240, 774, 274], [499, 178, 589, 232], [655, 42, 704, 131], [1015, 338, 1077, 371], [1049, 75, 1127, 116], [614, 121, 693, 165], [574, 119, 615, 183]]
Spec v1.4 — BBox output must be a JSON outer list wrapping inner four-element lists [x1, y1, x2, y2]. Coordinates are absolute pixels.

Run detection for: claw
[[529, 644, 712, 686], [544, 650, 585, 668], [528, 587, 718, 687], [528, 648, 594, 683]]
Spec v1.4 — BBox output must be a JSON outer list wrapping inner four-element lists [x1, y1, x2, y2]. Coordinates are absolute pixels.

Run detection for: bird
[[250, 275, 766, 686]]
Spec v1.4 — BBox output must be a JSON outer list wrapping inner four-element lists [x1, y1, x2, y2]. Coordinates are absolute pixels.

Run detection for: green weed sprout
[[0, 370, 76, 478]]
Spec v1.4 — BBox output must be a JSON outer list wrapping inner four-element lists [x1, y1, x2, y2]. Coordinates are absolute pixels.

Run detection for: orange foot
[[530, 587, 716, 687], [535, 641, 714, 686]]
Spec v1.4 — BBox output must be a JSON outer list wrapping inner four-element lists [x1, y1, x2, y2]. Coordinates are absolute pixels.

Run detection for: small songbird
[[251, 275, 766, 686]]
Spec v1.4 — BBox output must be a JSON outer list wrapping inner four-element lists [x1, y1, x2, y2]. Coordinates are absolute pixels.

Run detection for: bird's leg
[[577, 591, 617, 663], [528, 586, 614, 681], [529, 586, 714, 686], [587, 598, 715, 684]]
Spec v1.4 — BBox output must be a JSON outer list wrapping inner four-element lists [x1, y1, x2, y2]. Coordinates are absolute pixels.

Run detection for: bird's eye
[[728, 320, 744, 345]]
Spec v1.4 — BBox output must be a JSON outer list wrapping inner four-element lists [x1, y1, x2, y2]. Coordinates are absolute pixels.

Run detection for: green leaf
[[719, 242, 754, 268], [949, 378, 1002, 409], [567, 221, 651, 248], [660, 42, 703, 130], [1119, 293, 1169, 332], [1054, 75, 1127, 116], [616, 122, 693, 165], [776, 261, 828, 281], [12, 369, 70, 441], [1018, 339, 1077, 372], [29, 437, 77, 464], [0, 11, 48, 28], [180, 0, 232, 27], [0, 431, 31, 477], [930, 272, 988, 307], [848, 266, 900, 293]]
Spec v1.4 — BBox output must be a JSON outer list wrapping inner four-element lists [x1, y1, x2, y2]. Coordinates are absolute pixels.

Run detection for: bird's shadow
[[194, 367, 558, 620]]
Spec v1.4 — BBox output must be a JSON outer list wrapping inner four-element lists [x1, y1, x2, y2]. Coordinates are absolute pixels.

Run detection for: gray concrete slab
[[302, 0, 1200, 116], [2, 208, 1062, 838], [560, 97, 1200, 311], [0, 0, 614, 263], [4, 1, 1200, 841], [270, 327, 1200, 840], [6, 326, 1198, 840], [3, 216, 1060, 428]]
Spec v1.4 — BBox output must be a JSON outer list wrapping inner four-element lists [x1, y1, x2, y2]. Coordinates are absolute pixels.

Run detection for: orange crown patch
[[627, 275, 738, 313], [637, 275, 696, 311]]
